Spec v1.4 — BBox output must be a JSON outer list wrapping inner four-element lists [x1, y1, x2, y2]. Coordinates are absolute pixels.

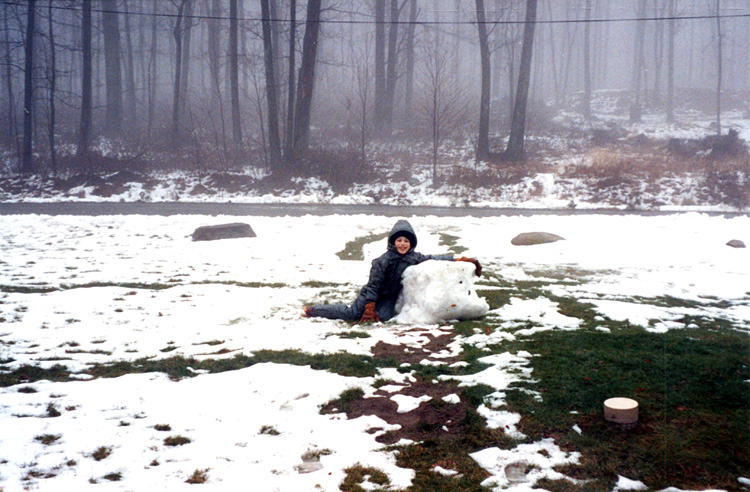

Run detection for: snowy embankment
[[0, 213, 748, 491]]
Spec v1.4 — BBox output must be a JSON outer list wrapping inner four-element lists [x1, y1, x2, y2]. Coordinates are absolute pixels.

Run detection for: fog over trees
[[1, 0, 748, 177]]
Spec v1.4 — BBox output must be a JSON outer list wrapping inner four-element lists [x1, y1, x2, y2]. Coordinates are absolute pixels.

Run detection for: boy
[[304, 219, 481, 322]]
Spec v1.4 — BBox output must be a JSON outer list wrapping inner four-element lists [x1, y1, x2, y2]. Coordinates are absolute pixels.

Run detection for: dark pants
[[311, 295, 397, 322]]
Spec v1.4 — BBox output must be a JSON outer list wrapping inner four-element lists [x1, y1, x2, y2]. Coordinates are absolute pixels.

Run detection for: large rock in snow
[[192, 223, 256, 241], [511, 231, 564, 246], [393, 260, 489, 324]]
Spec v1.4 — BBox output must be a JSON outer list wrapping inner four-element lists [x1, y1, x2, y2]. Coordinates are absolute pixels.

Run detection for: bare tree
[[417, 27, 469, 183], [666, 0, 676, 123], [714, 0, 723, 136], [123, 0, 137, 127], [229, 0, 242, 145], [374, 0, 386, 134], [171, 0, 189, 142], [475, 0, 490, 161], [582, 0, 592, 121], [21, 0, 36, 173], [77, 0, 93, 157], [350, 44, 372, 163], [630, 0, 647, 122], [402, 0, 418, 130], [102, 0, 123, 136], [292, 0, 323, 160], [382, 0, 404, 134], [46, 0, 57, 174], [3, 5, 20, 156], [260, 0, 282, 167], [504, 0, 538, 161], [284, 0, 297, 159]]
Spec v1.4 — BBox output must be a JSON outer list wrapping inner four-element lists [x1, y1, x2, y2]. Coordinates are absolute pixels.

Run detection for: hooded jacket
[[358, 220, 453, 305]]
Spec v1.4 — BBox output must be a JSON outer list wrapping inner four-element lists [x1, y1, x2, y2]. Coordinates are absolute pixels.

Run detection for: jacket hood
[[388, 219, 417, 253]]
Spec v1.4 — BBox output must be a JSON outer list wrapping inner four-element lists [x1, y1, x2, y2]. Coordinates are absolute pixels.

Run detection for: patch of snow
[[390, 394, 432, 413], [471, 438, 582, 491], [613, 476, 648, 491], [442, 394, 461, 404]]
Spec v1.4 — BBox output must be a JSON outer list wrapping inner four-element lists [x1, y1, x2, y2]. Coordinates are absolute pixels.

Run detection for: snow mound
[[393, 260, 489, 324]]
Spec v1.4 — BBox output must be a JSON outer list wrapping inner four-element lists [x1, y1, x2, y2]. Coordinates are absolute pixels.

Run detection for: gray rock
[[726, 239, 746, 248], [192, 223, 256, 241], [511, 232, 565, 246]]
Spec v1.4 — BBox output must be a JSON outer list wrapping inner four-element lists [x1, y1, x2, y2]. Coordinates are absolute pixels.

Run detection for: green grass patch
[[320, 387, 365, 414], [340, 463, 391, 491], [500, 325, 750, 491], [330, 330, 371, 339], [438, 233, 468, 255], [0, 280, 288, 295], [0, 365, 64, 388], [2, 351, 397, 386], [336, 232, 389, 261], [301, 280, 344, 288]]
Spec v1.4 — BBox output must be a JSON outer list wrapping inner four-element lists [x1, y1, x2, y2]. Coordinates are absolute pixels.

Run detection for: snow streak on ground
[[0, 213, 748, 491]]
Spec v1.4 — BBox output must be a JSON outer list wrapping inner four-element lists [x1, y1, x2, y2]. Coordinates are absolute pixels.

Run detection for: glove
[[359, 302, 380, 322], [456, 257, 482, 277]]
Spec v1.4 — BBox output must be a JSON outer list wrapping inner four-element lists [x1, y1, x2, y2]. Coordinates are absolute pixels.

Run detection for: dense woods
[[1, 0, 748, 179]]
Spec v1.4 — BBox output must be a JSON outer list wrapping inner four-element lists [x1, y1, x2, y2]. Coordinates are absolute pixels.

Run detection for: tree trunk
[[123, 0, 137, 127], [284, 0, 297, 160], [475, 0, 490, 161], [715, 0, 722, 136], [4, 7, 19, 155], [179, 0, 194, 118], [261, 0, 282, 167], [21, 0, 37, 174], [403, 0, 417, 129], [147, 0, 158, 135], [101, 0, 123, 136], [374, 0, 386, 133], [78, 0, 93, 156], [47, 0, 57, 175], [504, 0, 537, 161], [630, 0, 647, 122], [292, 0, 322, 160], [666, 0, 675, 123], [207, 0, 221, 102], [171, 0, 186, 142], [229, 0, 242, 145], [383, 0, 401, 134], [582, 0, 592, 121]]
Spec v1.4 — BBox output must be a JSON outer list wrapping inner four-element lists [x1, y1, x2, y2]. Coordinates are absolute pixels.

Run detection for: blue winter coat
[[359, 219, 453, 305]]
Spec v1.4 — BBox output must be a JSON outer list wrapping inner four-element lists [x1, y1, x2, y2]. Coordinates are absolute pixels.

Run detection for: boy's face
[[395, 236, 411, 255]]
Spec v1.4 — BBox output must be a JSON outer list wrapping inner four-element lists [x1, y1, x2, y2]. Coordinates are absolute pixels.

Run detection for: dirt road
[[0, 202, 746, 217]]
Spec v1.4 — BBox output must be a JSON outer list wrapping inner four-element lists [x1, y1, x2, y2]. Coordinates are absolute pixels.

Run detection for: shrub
[[92, 446, 112, 461], [164, 435, 191, 446], [186, 468, 209, 484]]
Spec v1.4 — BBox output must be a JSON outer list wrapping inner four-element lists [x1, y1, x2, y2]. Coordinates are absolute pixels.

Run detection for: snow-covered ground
[[0, 213, 748, 491]]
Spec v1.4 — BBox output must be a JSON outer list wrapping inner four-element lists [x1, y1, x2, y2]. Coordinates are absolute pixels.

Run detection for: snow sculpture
[[393, 260, 489, 324]]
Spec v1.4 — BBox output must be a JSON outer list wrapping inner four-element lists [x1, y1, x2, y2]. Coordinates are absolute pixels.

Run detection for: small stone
[[297, 462, 323, 474], [504, 461, 532, 483], [726, 239, 746, 248]]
